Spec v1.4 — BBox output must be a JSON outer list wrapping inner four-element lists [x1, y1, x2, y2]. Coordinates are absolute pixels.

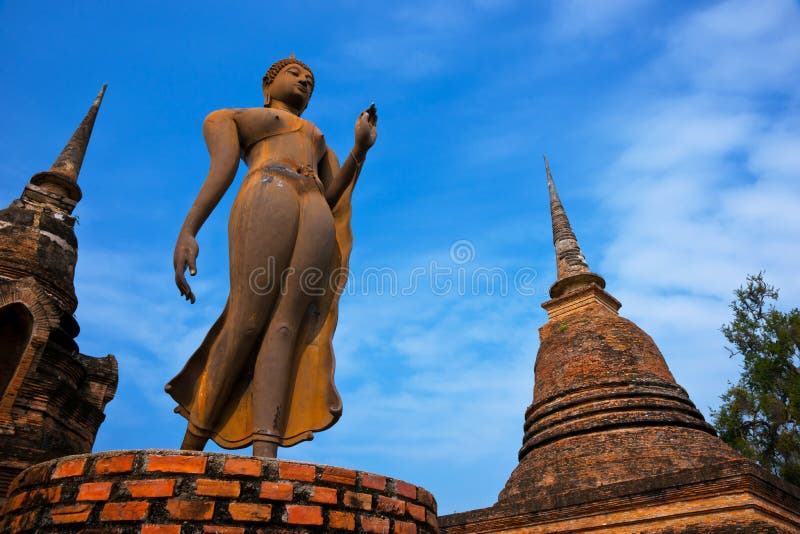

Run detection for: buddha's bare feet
[[180, 429, 208, 451], [253, 439, 278, 458]]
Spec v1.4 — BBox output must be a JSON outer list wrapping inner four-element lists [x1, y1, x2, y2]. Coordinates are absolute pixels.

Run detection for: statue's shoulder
[[301, 117, 325, 142], [202, 107, 269, 125]]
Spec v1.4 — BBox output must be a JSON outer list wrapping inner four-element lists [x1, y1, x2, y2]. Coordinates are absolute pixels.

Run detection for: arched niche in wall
[[0, 303, 34, 397], [0, 278, 60, 433]]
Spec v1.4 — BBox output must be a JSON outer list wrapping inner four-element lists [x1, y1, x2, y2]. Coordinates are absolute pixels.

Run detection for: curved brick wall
[[497, 297, 740, 506], [0, 449, 438, 533]]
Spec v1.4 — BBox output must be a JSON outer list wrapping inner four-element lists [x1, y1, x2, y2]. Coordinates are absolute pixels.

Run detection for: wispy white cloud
[[594, 0, 800, 416], [337, 0, 517, 80], [613, 96, 759, 173], [342, 39, 444, 80], [659, 0, 800, 93], [549, 0, 656, 39]]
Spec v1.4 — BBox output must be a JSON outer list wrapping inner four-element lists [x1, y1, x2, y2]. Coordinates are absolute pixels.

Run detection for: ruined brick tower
[[0, 87, 118, 500], [440, 159, 800, 533]]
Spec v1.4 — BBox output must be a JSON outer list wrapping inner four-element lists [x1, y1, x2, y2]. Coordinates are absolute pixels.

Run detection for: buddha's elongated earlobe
[[264, 88, 272, 108]]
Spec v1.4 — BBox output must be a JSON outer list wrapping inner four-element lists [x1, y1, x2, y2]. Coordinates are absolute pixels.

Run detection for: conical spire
[[545, 156, 590, 277], [492, 159, 733, 511], [23, 85, 107, 212], [544, 156, 606, 298], [49, 84, 107, 182]]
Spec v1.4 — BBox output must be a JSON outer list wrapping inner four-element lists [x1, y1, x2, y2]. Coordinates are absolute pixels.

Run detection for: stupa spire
[[22, 85, 107, 213], [544, 156, 607, 298], [49, 84, 107, 182], [490, 158, 734, 513], [545, 155, 590, 277]]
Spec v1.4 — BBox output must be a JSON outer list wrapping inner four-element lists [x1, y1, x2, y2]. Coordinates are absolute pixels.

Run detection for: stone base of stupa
[[0, 449, 439, 533], [439, 459, 800, 533]]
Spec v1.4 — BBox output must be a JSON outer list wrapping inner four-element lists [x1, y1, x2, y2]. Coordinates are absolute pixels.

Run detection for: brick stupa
[[440, 158, 800, 533], [0, 87, 117, 501]]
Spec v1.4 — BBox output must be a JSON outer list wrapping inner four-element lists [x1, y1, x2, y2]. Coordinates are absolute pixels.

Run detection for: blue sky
[[2, 0, 799, 514]]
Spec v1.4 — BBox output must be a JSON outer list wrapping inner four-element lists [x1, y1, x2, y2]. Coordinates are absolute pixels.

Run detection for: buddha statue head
[[262, 54, 315, 114]]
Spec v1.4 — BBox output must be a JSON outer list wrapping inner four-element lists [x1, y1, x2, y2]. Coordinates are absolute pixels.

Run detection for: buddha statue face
[[263, 63, 314, 114]]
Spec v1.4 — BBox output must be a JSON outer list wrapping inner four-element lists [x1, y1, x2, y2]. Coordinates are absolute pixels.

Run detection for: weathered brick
[[426, 509, 438, 528], [126, 479, 176, 498], [378, 495, 406, 516], [223, 457, 262, 477], [51, 503, 92, 524], [46, 486, 63, 503], [7, 510, 38, 532], [394, 520, 417, 534], [203, 527, 245, 534], [329, 510, 356, 530], [395, 480, 417, 500], [100, 501, 149, 521], [309, 485, 337, 504], [11, 486, 62, 511], [417, 487, 436, 512], [147, 454, 207, 474], [228, 502, 272, 522], [361, 473, 387, 491], [5, 492, 27, 512], [259, 481, 293, 501], [141, 526, 182, 534], [11, 464, 50, 492], [52, 458, 87, 479], [343, 491, 372, 510], [406, 502, 426, 522], [285, 504, 323, 525], [77, 482, 113, 501], [94, 454, 135, 475], [278, 461, 315, 482], [321, 466, 356, 485], [37, 486, 62, 504], [196, 478, 240, 498], [166, 499, 215, 521], [361, 515, 390, 533]]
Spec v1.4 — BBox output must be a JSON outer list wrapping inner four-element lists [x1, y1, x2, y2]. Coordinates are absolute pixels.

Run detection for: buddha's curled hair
[[262, 54, 315, 95]]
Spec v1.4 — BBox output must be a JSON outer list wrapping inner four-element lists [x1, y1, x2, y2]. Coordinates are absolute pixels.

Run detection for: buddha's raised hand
[[354, 103, 378, 156]]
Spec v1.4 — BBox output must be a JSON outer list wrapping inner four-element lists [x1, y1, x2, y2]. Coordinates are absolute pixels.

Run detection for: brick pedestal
[[0, 449, 438, 533]]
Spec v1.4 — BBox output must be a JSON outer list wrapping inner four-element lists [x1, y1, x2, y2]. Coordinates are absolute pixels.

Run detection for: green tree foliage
[[712, 273, 800, 486]]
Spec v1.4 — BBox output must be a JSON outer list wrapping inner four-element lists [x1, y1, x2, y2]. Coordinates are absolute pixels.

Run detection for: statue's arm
[[319, 146, 360, 207], [174, 109, 241, 303], [320, 107, 377, 207], [181, 109, 241, 235]]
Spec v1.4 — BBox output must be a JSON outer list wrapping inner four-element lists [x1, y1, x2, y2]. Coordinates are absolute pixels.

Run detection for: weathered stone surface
[[0, 205, 78, 313], [496, 296, 740, 506], [440, 459, 800, 532]]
